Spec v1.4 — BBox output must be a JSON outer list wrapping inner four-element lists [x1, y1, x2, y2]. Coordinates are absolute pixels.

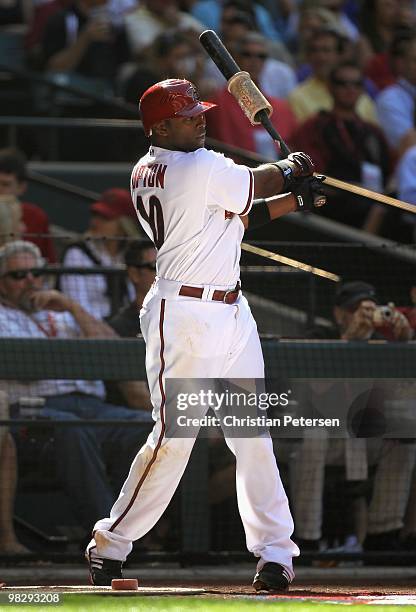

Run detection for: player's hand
[[275, 152, 315, 191], [291, 175, 327, 211], [342, 300, 376, 340], [288, 152, 314, 177], [29, 290, 74, 313]]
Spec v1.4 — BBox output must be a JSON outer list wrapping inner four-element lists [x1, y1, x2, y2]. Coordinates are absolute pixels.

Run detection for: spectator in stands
[[207, 32, 298, 159], [0, 148, 56, 262], [306, 281, 413, 341], [357, 0, 416, 69], [0, 390, 28, 554], [316, 0, 359, 42], [202, 5, 296, 96], [294, 281, 414, 552], [60, 188, 140, 320], [286, 5, 339, 70], [288, 28, 378, 124], [41, 0, 129, 96], [0, 195, 24, 246], [363, 26, 416, 93], [397, 284, 416, 330], [105, 241, 155, 419], [195, 0, 294, 65], [376, 32, 416, 155], [219, 3, 255, 44], [25, 0, 69, 67], [190, 0, 281, 45], [201, 5, 255, 91], [108, 239, 156, 338], [0, 240, 152, 532], [396, 143, 416, 219], [290, 61, 391, 232], [123, 31, 208, 106], [124, 0, 203, 59]]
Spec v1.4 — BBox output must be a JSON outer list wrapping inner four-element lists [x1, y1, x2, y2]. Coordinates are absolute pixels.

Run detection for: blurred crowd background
[[2, 0, 416, 239]]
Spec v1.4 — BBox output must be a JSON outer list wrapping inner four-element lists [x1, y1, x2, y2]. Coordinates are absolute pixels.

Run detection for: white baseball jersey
[[90, 144, 299, 578], [130, 146, 254, 286]]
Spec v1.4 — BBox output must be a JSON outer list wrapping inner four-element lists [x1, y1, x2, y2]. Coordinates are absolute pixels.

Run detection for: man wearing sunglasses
[[0, 240, 153, 536], [104, 241, 156, 410], [207, 32, 298, 159], [108, 240, 157, 338], [290, 61, 391, 232]]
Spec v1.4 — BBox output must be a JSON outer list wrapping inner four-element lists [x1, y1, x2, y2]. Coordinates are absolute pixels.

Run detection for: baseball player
[[86, 79, 326, 592]]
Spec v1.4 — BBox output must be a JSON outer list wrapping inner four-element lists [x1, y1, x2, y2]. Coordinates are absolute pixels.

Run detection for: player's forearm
[[68, 302, 117, 338], [252, 164, 285, 198], [267, 193, 297, 220], [242, 194, 296, 230], [252, 152, 315, 199]]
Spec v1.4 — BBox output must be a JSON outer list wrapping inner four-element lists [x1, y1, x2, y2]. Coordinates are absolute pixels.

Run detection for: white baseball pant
[[88, 278, 299, 578]]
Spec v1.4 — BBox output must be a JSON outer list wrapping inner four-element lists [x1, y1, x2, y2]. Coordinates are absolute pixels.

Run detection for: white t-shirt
[[131, 146, 254, 286], [0, 304, 105, 403], [61, 242, 134, 320]]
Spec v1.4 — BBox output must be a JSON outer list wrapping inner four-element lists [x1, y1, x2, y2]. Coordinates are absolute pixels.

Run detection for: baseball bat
[[199, 30, 415, 214], [200, 29, 291, 156]]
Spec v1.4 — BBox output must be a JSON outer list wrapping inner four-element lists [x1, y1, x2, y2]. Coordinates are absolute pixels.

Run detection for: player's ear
[[152, 120, 169, 137]]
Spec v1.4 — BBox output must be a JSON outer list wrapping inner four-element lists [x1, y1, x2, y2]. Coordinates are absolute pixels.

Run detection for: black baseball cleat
[[252, 562, 291, 592], [87, 554, 123, 586]]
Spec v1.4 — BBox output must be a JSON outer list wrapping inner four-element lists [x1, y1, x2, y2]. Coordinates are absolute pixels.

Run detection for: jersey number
[[135, 194, 164, 248]]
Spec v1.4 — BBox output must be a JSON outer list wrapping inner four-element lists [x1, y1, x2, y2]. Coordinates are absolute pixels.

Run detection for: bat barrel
[[199, 30, 241, 80]]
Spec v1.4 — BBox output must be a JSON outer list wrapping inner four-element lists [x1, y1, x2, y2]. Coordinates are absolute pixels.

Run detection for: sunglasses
[[241, 51, 267, 60], [129, 262, 156, 271], [332, 78, 363, 87], [4, 268, 45, 280]]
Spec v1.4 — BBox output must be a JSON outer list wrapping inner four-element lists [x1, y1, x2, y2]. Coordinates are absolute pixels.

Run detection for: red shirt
[[206, 87, 298, 158], [365, 53, 396, 92], [398, 306, 416, 330], [21, 201, 56, 262]]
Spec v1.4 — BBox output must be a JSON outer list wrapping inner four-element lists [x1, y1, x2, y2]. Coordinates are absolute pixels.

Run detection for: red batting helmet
[[139, 78, 217, 137]]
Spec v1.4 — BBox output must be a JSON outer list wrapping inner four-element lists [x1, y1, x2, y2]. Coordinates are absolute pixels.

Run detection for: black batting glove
[[274, 152, 315, 192], [291, 175, 327, 212]]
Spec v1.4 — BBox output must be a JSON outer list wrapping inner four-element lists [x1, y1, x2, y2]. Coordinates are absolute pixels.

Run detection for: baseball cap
[[139, 79, 217, 136], [334, 281, 378, 308], [90, 188, 136, 220]]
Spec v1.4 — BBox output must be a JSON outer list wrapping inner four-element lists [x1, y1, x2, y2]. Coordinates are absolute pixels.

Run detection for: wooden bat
[[321, 176, 416, 213], [241, 243, 340, 282], [199, 29, 415, 215], [199, 29, 340, 280]]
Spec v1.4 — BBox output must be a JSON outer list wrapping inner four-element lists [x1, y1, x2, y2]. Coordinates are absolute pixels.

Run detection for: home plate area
[[0, 585, 206, 596]]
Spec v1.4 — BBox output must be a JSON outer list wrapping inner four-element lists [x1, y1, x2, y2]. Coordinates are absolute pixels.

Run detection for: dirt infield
[[1, 565, 416, 606]]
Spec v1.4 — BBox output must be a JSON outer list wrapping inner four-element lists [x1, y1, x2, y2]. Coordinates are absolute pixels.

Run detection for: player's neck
[[151, 137, 172, 150], [150, 138, 202, 153]]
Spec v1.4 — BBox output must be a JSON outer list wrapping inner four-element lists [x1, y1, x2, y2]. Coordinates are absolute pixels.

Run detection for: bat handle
[[257, 111, 325, 208], [256, 110, 291, 157]]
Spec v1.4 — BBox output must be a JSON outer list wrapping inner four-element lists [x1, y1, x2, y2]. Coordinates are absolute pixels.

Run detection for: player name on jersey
[[132, 163, 167, 189]]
